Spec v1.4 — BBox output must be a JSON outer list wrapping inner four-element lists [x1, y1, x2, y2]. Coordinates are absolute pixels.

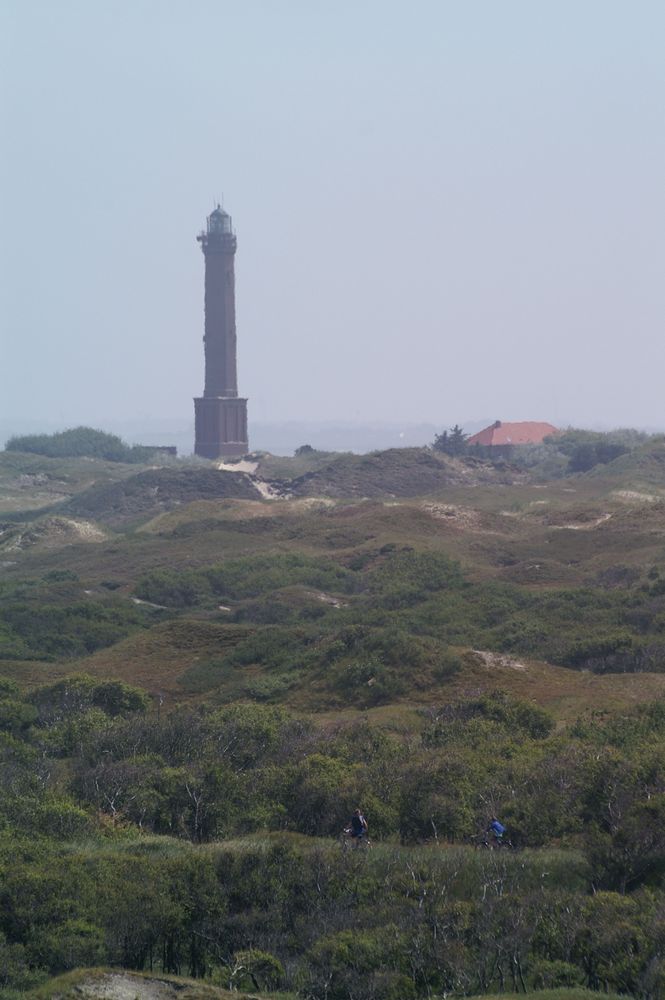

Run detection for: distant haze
[[0, 416, 466, 457], [2, 1, 665, 449]]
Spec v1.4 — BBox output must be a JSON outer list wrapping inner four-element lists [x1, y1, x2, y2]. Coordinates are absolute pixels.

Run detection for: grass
[[287, 446, 528, 499], [468, 993, 629, 1000], [253, 447, 343, 480], [43, 829, 592, 883], [6, 463, 665, 593], [70, 619, 252, 701], [0, 450, 143, 516]]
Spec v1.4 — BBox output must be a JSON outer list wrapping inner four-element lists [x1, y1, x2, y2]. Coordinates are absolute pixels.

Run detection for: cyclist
[[487, 816, 507, 846], [349, 808, 368, 846]]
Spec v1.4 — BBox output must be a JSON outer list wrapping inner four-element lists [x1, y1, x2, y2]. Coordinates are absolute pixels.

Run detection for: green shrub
[[27, 918, 106, 973], [30, 675, 148, 725], [5, 426, 157, 464], [242, 675, 294, 701], [230, 948, 285, 990], [334, 658, 406, 706], [135, 553, 358, 609], [134, 569, 211, 608], [177, 657, 235, 694], [0, 932, 46, 991], [423, 692, 554, 746], [42, 570, 79, 583], [432, 649, 464, 680], [0, 600, 152, 661]]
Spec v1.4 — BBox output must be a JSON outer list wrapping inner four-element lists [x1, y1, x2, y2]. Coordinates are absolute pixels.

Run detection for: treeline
[[4, 426, 163, 463], [1, 673, 665, 995], [2, 837, 662, 998], [433, 425, 655, 475], [5, 676, 661, 868]]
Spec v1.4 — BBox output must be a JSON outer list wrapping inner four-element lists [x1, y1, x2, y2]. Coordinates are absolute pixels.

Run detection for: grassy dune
[[3, 444, 665, 720]]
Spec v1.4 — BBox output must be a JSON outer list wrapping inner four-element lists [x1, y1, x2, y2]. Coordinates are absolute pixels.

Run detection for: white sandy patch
[[0, 517, 106, 551], [215, 460, 288, 500], [422, 502, 496, 532], [500, 500, 549, 518], [292, 497, 336, 509], [217, 459, 258, 474], [612, 489, 659, 503], [422, 502, 477, 523], [74, 972, 182, 999], [70, 519, 107, 540], [473, 650, 527, 672], [252, 477, 284, 500], [307, 590, 348, 608], [551, 513, 612, 530], [132, 597, 168, 610]]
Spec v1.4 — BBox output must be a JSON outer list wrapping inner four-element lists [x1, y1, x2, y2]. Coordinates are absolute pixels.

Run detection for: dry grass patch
[[76, 620, 252, 703], [441, 652, 665, 725]]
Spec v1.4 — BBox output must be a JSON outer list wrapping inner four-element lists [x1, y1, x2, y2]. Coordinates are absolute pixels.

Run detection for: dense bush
[[0, 597, 155, 661], [5, 426, 158, 463], [135, 553, 358, 609], [8, 537, 665, 682], [0, 831, 659, 996], [0, 669, 664, 994], [129, 547, 665, 686], [552, 428, 647, 472], [497, 427, 653, 477]]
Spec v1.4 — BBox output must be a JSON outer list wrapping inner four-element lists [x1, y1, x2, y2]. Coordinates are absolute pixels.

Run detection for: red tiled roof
[[467, 421, 559, 447]]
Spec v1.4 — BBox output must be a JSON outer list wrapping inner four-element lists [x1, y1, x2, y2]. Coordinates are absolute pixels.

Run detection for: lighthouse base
[[194, 396, 249, 459]]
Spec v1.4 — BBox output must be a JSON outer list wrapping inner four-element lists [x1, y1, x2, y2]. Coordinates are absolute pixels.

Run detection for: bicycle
[[470, 832, 516, 851], [340, 827, 372, 851]]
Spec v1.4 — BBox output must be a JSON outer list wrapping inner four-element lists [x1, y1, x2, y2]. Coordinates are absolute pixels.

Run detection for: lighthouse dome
[[208, 205, 233, 235]]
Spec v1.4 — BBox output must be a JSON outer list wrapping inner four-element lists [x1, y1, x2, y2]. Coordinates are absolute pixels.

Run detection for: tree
[[433, 425, 468, 456]]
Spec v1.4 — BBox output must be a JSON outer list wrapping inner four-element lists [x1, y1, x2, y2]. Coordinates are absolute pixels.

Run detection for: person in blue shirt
[[487, 816, 506, 845]]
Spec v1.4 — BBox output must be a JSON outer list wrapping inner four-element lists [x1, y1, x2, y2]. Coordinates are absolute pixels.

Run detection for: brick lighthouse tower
[[194, 205, 249, 458]]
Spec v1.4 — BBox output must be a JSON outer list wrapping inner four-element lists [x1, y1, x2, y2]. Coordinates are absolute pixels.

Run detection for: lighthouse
[[194, 205, 249, 458]]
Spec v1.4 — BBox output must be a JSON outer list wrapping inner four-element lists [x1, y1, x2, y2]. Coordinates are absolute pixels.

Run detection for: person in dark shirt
[[349, 808, 368, 845]]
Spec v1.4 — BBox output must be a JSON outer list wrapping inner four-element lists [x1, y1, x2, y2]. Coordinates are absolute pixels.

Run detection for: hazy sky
[[2, 0, 665, 442]]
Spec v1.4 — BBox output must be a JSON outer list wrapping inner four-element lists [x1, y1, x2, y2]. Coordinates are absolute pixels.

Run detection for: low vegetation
[[433, 424, 661, 478], [1, 672, 665, 996], [5, 426, 162, 464], [2, 429, 665, 998]]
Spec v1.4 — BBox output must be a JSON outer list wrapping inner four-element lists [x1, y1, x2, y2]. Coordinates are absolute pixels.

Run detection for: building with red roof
[[467, 420, 558, 448]]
